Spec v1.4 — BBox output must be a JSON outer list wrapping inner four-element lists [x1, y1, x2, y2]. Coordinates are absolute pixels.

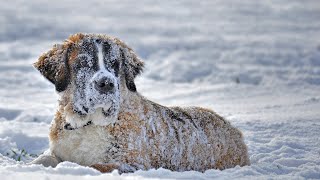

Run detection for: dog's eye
[[111, 60, 119, 69], [111, 60, 120, 76], [78, 54, 93, 68]]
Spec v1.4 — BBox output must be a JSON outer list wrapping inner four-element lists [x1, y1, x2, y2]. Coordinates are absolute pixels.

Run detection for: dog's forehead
[[67, 34, 120, 64], [76, 34, 118, 47], [68, 34, 114, 44]]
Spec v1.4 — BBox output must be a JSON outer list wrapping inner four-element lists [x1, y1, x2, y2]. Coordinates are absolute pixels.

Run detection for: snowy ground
[[1, 0, 320, 179]]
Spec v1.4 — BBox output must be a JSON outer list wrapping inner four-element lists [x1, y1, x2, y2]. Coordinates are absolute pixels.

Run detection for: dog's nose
[[94, 77, 114, 93]]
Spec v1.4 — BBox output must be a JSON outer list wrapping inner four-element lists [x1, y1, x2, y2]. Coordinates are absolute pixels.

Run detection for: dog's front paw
[[31, 154, 60, 167]]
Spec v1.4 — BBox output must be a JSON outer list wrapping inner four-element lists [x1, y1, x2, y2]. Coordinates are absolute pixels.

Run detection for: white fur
[[51, 125, 116, 166], [96, 42, 106, 71]]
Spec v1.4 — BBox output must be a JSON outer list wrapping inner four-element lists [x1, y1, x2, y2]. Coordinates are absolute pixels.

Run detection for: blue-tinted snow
[[0, 0, 319, 179]]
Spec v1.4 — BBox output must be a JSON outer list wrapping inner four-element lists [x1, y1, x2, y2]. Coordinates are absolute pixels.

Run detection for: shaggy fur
[[32, 33, 250, 173]]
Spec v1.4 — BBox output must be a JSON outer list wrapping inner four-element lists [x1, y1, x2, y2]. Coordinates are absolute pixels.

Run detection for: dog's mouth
[[102, 108, 113, 116], [66, 105, 117, 130], [73, 104, 113, 117], [73, 106, 89, 116]]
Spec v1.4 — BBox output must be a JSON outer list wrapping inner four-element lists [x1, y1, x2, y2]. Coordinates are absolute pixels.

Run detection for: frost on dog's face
[[70, 37, 120, 118], [34, 33, 144, 127]]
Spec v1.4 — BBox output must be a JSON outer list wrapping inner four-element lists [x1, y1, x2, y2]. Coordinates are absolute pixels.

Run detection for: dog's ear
[[33, 44, 71, 92], [120, 48, 144, 92]]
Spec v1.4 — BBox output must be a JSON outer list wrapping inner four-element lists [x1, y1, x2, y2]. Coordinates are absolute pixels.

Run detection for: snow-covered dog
[[32, 33, 250, 173]]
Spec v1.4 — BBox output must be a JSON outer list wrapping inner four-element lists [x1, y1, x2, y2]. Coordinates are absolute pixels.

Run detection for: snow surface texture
[[0, 0, 319, 179]]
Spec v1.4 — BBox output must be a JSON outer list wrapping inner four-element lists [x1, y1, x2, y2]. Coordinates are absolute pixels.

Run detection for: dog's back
[[169, 106, 250, 170], [105, 95, 250, 172]]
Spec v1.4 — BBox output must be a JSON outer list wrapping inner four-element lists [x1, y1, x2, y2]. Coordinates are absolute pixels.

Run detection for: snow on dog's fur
[[31, 33, 250, 173]]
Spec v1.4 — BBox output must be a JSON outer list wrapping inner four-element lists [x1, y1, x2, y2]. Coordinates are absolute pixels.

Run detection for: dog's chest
[[51, 126, 118, 166]]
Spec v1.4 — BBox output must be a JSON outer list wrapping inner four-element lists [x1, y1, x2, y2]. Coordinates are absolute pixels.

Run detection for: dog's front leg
[[90, 163, 137, 174], [31, 153, 61, 167]]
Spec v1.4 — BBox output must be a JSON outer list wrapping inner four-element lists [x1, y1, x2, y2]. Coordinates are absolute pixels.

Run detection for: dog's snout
[[94, 77, 114, 93]]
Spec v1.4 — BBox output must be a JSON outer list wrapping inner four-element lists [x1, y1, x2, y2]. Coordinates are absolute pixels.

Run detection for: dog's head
[[34, 33, 144, 127]]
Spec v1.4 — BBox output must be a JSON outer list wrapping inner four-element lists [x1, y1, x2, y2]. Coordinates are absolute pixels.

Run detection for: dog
[[31, 33, 250, 173]]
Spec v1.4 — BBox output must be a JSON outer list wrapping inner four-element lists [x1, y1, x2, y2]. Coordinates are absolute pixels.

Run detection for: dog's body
[[32, 33, 250, 173]]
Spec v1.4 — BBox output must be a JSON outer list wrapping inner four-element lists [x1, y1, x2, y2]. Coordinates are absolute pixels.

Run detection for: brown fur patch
[[34, 46, 59, 68], [66, 33, 85, 45], [68, 48, 79, 63], [49, 111, 63, 143], [90, 163, 120, 173]]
